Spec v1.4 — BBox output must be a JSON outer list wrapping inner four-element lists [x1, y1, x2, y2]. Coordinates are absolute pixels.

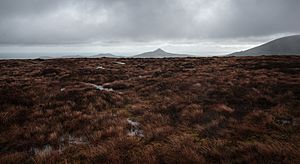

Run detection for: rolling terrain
[[0, 56, 300, 163]]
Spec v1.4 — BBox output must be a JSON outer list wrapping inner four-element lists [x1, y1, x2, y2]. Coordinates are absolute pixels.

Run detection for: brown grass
[[0, 56, 299, 163]]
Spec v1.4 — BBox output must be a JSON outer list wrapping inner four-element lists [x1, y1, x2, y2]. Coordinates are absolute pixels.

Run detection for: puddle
[[31, 144, 52, 157], [127, 118, 140, 126], [96, 66, 105, 70], [85, 83, 114, 92], [60, 135, 89, 145], [114, 62, 126, 65], [60, 88, 65, 91], [275, 116, 293, 125], [127, 118, 144, 137], [93, 85, 113, 92], [30, 135, 88, 156], [128, 129, 144, 137]]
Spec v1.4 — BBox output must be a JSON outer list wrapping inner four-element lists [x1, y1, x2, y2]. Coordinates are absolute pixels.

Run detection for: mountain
[[90, 53, 120, 58], [229, 35, 300, 56], [133, 48, 193, 58]]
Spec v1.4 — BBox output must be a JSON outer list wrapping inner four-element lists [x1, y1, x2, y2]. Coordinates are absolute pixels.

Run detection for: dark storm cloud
[[206, 0, 300, 38], [0, 0, 299, 44]]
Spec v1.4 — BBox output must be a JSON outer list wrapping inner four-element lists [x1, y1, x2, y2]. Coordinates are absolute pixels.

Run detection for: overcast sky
[[0, 0, 299, 58]]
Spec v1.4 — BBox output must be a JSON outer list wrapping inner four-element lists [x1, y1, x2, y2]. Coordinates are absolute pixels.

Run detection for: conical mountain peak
[[153, 48, 165, 53]]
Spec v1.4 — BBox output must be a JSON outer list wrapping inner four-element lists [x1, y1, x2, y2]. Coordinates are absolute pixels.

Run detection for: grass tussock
[[0, 56, 299, 163]]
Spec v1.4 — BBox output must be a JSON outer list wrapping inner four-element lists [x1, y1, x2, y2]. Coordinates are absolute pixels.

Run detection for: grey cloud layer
[[0, 0, 299, 44]]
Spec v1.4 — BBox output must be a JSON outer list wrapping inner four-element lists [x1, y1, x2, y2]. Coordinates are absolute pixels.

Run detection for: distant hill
[[133, 48, 193, 58], [37, 56, 53, 59], [60, 55, 84, 58], [56, 53, 120, 58], [229, 35, 300, 56], [90, 53, 120, 58]]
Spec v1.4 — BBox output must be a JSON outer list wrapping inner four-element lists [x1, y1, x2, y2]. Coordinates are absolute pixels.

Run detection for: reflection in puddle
[[114, 62, 126, 65], [96, 66, 105, 70], [85, 83, 114, 92]]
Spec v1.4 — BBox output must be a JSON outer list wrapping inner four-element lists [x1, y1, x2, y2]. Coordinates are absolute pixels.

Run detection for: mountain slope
[[229, 35, 300, 56], [133, 48, 193, 58]]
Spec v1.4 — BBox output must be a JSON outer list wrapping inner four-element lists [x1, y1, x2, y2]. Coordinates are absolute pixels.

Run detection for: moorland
[[0, 56, 299, 163]]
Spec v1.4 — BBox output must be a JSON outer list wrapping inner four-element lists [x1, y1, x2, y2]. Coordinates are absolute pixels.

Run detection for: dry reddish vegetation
[[0, 56, 300, 163]]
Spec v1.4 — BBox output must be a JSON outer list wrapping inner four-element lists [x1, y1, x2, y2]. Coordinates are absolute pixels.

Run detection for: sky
[[0, 0, 299, 58]]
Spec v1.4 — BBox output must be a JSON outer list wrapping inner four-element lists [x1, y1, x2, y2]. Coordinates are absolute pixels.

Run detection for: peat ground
[[0, 56, 300, 163]]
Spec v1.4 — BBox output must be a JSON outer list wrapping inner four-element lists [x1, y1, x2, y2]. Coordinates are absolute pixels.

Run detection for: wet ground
[[0, 56, 299, 163]]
